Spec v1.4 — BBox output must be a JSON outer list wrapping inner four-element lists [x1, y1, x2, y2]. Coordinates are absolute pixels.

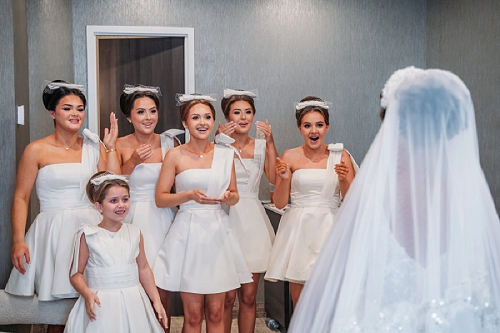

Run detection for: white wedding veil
[[289, 69, 500, 332]]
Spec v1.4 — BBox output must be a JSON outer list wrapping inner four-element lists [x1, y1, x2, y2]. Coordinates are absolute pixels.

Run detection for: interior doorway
[[97, 36, 185, 141]]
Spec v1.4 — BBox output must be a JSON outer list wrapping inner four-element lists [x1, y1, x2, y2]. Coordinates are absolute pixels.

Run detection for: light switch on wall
[[17, 105, 24, 125]]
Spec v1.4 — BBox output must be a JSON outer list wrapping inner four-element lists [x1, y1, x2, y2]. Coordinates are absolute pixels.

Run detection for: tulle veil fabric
[[289, 69, 500, 333]]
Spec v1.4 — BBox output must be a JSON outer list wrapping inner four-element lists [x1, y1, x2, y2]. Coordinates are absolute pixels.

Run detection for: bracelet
[[106, 147, 116, 153]]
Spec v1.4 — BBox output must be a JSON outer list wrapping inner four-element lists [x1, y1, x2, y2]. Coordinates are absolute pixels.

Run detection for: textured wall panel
[[72, 0, 426, 197], [427, 0, 500, 212], [26, 0, 75, 217], [0, 0, 16, 288]]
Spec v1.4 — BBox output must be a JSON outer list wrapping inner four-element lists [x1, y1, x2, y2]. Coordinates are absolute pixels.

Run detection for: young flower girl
[[64, 171, 167, 332]]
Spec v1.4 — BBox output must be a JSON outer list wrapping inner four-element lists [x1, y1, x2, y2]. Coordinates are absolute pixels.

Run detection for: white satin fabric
[[65, 224, 163, 333], [289, 69, 500, 333], [124, 129, 182, 267], [5, 130, 101, 301]]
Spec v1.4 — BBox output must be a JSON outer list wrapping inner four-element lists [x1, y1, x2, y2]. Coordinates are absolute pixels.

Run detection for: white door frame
[[86, 25, 195, 133]]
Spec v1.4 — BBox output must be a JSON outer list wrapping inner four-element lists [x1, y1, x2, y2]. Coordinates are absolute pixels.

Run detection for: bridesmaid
[[264, 96, 358, 308], [153, 94, 252, 333], [111, 84, 183, 332], [5, 80, 118, 333], [218, 89, 278, 333]]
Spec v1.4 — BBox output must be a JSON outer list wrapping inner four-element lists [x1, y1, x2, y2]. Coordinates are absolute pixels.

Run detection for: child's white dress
[[64, 223, 163, 333]]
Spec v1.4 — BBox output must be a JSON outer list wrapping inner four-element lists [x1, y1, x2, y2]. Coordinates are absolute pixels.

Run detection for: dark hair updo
[[42, 80, 86, 111], [86, 171, 130, 204], [221, 92, 256, 119], [179, 95, 216, 122], [119, 84, 160, 117], [295, 96, 330, 127]]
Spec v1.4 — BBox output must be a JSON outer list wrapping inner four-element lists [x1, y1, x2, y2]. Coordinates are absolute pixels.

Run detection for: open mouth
[[69, 119, 80, 124], [143, 122, 153, 128], [197, 127, 208, 133], [115, 209, 127, 216], [239, 122, 249, 127], [309, 136, 319, 143]]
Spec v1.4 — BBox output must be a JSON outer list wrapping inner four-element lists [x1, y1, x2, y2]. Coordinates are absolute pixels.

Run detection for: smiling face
[[299, 111, 329, 148], [49, 94, 85, 131], [127, 97, 158, 135], [227, 100, 254, 134], [182, 103, 215, 140], [95, 185, 130, 224]]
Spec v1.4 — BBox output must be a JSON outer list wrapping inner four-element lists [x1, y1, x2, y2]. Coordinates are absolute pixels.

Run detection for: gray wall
[[0, 0, 16, 288], [26, 0, 75, 217], [427, 0, 500, 212], [73, 0, 426, 167]]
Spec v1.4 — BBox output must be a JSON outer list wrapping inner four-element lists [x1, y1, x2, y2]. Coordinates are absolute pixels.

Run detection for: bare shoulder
[[281, 147, 302, 161]]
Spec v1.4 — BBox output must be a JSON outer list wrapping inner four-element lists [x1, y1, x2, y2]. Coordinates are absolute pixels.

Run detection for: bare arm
[[257, 120, 279, 185], [99, 112, 121, 173], [219, 161, 239, 206], [11, 143, 40, 274], [69, 234, 101, 321], [273, 152, 292, 209], [137, 233, 168, 329], [335, 149, 356, 197]]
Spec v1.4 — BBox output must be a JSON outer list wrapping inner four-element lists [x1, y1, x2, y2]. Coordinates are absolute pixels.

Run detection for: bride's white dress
[[289, 69, 500, 333]]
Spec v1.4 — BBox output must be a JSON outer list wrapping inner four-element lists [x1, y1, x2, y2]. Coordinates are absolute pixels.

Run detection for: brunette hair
[[179, 96, 216, 121], [42, 80, 86, 111], [86, 171, 130, 204], [221, 93, 256, 119], [119, 85, 160, 117], [295, 96, 330, 127]]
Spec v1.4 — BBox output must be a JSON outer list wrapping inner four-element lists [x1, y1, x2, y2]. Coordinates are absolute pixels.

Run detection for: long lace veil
[[289, 69, 500, 333]]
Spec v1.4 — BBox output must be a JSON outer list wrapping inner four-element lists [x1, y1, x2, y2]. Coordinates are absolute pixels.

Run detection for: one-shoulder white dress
[[229, 139, 275, 272], [265, 144, 358, 283], [5, 130, 101, 301], [64, 224, 163, 333], [153, 144, 253, 294]]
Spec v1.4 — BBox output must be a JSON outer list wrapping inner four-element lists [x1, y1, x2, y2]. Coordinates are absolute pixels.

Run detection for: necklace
[[55, 139, 79, 151], [233, 137, 251, 153], [303, 146, 327, 163], [184, 144, 212, 158]]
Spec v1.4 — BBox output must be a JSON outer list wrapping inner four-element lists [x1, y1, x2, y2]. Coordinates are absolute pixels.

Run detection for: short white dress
[[5, 129, 102, 301], [265, 143, 358, 283], [230, 139, 275, 273], [64, 224, 163, 333], [124, 129, 183, 266], [153, 144, 253, 294]]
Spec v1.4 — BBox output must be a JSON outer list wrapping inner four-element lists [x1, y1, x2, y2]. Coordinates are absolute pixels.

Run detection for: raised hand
[[217, 121, 237, 136], [276, 157, 291, 180], [130, 144, 154, 165], [256, 119, 274, 143], [334, 160, 349, 181], [103, 112, 119, 149]]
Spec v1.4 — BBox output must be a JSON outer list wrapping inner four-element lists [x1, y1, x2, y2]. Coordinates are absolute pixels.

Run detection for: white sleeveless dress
[[230, 139, 275, 273], [153, 144, 253, 294], [5, 130, 101, 301], [124, 129, 182, 267], [265, 144, 358, 283], [64, 224, 163, 333]]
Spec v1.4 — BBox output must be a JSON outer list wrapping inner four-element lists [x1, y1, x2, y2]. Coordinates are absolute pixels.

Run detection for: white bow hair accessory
[[223, 89, 257, 99], [91, 174, 129, 186], [45, 81, 85, 92], [295, 100, 330, 111], [176, 93, 217, 106], [123, 84, 161, 96]]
